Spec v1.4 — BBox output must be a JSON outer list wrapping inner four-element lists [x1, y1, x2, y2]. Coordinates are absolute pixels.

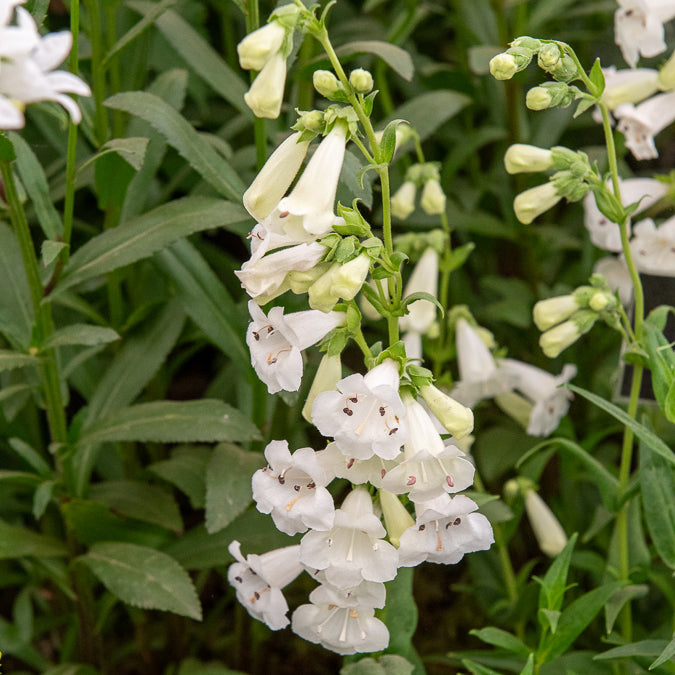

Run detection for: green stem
[[351, 319, 373, 361], [84, 0, 109, 144], [245, 0, 266, 169]]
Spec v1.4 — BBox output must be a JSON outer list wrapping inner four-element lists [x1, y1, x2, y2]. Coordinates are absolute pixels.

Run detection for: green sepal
[[379, 118, 406, 164], [345, 301, 362, 333], [401, 291, 445, 318], [375, 341, 407, 368], [592, 186, 625, 225], [334, 235, 359, 263], [361, 90, 378, 117], [406, 364, 434, 388], [588, 57, 606, 97], [360, 282, 387, 316], [0, 133, 16, 162], [321, 328, 349, 357], [319, 232, 342, 261], [335, 199, 372, 237], [360, 236, 384, 259], [371, 265, 394, 281], [357, 162, 388, 189]]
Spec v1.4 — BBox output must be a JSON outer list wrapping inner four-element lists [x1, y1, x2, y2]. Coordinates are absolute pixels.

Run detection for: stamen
[[339, 609, 350, 643], [419, 524, 426, 531], [279, 211, 290, 218], [234, 576, 243, 583], [379, 406, 386, 416], [454, 517, 461, 526], [306, 481, 316, 489], [355, 398, 378, 435], [435, 520, 443, 551], [347, 458, 355, 469], [343, 407, 353, 416], [285, 496, 300, 511], [388, 427, 398, 435], [293, 484, 301, 492], [446, 475, 454, 488], [407, 475, 416, 486]]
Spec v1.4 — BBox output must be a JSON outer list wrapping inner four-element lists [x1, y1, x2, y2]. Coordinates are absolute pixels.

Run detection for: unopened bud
[[331, 252, 371, 300], [539, 310, 596, 358], [513, 182, 562, 224], [504, 144, 554, 174], [302, 354, 342, 423], [349, 68, 374, 94], [533, 294, 580, 331], [298, 109, 324, 132], [537, 43, 561, 71], [526, 86, 553, 110], [380, 490, 415, 548], [510, 36, 542, 51], [419, 384, 474, 439], [391, 181, 417, 219], [420, 179, 446, 215], [550, 54, 579, 82], [588, 292, 609, 311], [490, 53, 518, 80], [237, 21, 285, 71], [313, 70, 343, 98], [524, 489, 567, 557], [658, 50, 675, 90]]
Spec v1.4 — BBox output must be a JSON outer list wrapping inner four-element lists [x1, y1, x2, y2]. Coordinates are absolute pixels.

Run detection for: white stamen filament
[[355, 398, 378, 435]]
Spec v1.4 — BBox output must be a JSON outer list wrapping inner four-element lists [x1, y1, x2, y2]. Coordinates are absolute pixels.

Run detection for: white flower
[[420, 179, 446, 215], [513, 182, 562, 225], [227, 540, 303, 630], [524, 490, 567, 557], [308, 253, 372, 313], [600, 66, 660, 110], [397, 494, 494, 567], [243, 132, 310, 222], [497, 359, 576, 436], [631, 215, 675, 275], [312, 359, 408, 460], [292, 580, 389, 655], [252, 440, 335, 535], [246, 301, 345, 394], [318, 442, 396, 488], [237, 21, 286, 71], [583, 177, 667, 251], [265, 125, 348, 239], [244, 50, 287, 119], [302, 354, 342, 424], [399, 247, 439, 335], [418, 384, 474, 439], [381, 395, 475, 503], [299, 488, 399, 589], [452, 318, 513, 407], [391, 181, 416, 219], [615, 90, 675, 160], [0, 3, 39, 59], [614, 0, 675, 68]]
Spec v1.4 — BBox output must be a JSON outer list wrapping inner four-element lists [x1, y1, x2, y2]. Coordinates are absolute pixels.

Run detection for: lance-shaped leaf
[[0, 519, 68, 559], [44, 325, 120, 349], [334, 41, 414, 81], [0, 350, 40, 373], [78, 542, 202, 620]]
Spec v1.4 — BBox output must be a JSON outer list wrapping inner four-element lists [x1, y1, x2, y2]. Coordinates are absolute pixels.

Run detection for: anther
[[343, 407, 353, 416], [446, 475, 454, 487], [407, 475, 416, 486], [293, 484, 301, 492], [347, 458, 355, 469], [388, 427, 398, 435], [379, 406, 386, 416], [454, 517, 461, 526]]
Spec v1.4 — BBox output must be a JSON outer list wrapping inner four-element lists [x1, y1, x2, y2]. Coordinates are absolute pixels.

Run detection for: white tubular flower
[[237, 21, 286, 71], [601, 66, 660, 110], [533, 295, 582, 331], [399, 247, 439, 335], [246, 301, 345, 394], [594, 256, 633, 306], [497, 359, 576, 436], [252, 440, 335, 535], [418, 384, 474, 439], [319, 443, 396, 489], [302, 354, 342, 424], [614, 0, 675, 68], [504, 144, 554, 174], [312, 359, 408, 460], [244, 50, 287, 119], [380, 490, 415, 548], [631, 216, 675, 275], [397, 494, 494, 567], [391, 181, 417, 219], [267, 124, 348, 239], [381, 395, 475, 504], [513, 182, 562, 225], [583, 177, 667, 252], [292, 581, 389, 655], [615, 90, 675, 160], [524, 490, 567, 557], [243, 132, 310, 221], [452, 318, 512, 407], [227, 540, 303, 630], [420, 178, 447, 215], [402, 330, 422, 361], [299, 488, 399, 589], [308, 253, 372, 312], [0, 3, 39, 59]]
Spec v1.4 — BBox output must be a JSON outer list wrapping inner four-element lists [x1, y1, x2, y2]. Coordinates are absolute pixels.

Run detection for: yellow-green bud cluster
[[526, 82, 576, 110], [391, 163, 447, 219]]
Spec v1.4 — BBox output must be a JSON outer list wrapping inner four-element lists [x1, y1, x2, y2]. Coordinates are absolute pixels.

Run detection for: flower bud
[[533, 295, 580, 331], [419, 384, 474, 439], [420, 179, 446, 215], [308, 264, 340, 312], [510, 36, 542, 51], [331, 252, 371, 300], [349, 68, 374, 94], [490, 53, 518, 80], [524, 489, 567, 557], [539, 310, 596, 358], [297, 109, 324, 132], [526, 86, 553, 110], [658, 50, 675, 90], [513, 182, 562, 224], [379, 490, 415, 548], [391, 181, 417, 219], [504, 144, 554, 174], [237, 21, 286, 71], [495, 392, 533, 430], [537, 43, 561, 71], [313, 70, 343, 98], [588, 291, 609, 311], [302, 353, 342, 423], [603, 68, 660, 109], [244, 51, 287, 119], [550, 54, 579, 82]]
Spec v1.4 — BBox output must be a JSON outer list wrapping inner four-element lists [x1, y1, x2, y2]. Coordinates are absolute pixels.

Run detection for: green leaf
[[604, 585, 648, 634], [95, 148, 137, 210], [33, 480, 55, 520], [41, 240, 68, 267], [461, 660, 502, 675], [8, 132, 62, 239], [334, 41, 414, 81], [537, 533, 578, 612], [78, 542, 201, 620], [519, 654, 534, 675], [380, 119, 407, 163], [89, 480, 183, 533], [8, 437, 51, 475], [105, 91, 246, 200], [176, 658, 248, 675], [0, 470, 41, 487], [100, 137, 150, 171], [77, 400, 260, 446], [639, 431, 675, 569], [538, 609, 561, 635], [650, 635, 675, 670], [588, 57, 606, 96], [0, 132, 16, 161], [44, 324, 120, 349], [401, 291, 445, 318], [341, 655, 415, 675], [149, 446, 211, 509], [205, 443, 265, 534], [42, 665, 100, 675], [643, 316, 675, 422], [54, 197, 248, 295], [539, 581, 623, 661], [0, 349, 40, 373], [469, 627, 530, 657], [594, 639, 670, 660], [0, 519, 68, 559], [568, 384, 675, 468]]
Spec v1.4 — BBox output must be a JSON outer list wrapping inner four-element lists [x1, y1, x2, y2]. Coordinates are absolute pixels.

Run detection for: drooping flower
[[391, 181, 417, 220], [227, 540, 303, 630], [291, 580, 389, 655], [539, 310, 597, 358], [312, 359, 408, 460], [614, 0, 675, 68], [397, 494, 494, 566], [399, 247, 439, 335], [251, 440, 336, 535], [630, 216, 675, 275], [243, 50, 287, 119], [308, 252, 371, 313], [533, 295, 582, 331], [420, 178, 446, 215], [513, 182, 562, 224], [0, 2, 39, 59], [418, 383, 474, 439], [504, 144, 554, 174], [246, 301, 345, 394], [299, 488, 399, 589], [615, 90, 675, 160], [524, 489, 567, 557], [237, 21, 286, 71], [497, 359, 577, 436]]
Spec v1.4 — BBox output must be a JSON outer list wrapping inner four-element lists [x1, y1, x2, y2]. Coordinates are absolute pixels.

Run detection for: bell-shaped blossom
[[318, 442, 396, 488], [252, 440, 335, 535], [381, 395, 475, 503], [452, 318, 513, 407], [292, 580, 389, 655], [614, 0, 675, 68], [420, 178, 446, 215], [513, 182, 562, 224], [299, 488, 399, 589], [391, 181, 416, 219], [399, 247, 439, 335], [246, 301, 345, 394], [237, 21, 286, 71], [631, 216, 675, 275], [243, 50, 287, 119], [312, 359, 408, 460], [243, 132, 310, 221], [227, 540, 303, 630], [615, 90, 675, 160], [497, 359, 576, 436], [524, 490, 567, 557], [265, 124, 348, 240], [583, 178, 667, 252], [397, 494, 494, 566]]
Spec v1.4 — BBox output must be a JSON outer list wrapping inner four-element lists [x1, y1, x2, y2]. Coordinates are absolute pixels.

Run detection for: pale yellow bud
[[513, 182, 561, 224], [539, 320, 581, 358], [244, 51, 287, 119], [379, 490, 415, 548], [391, 181, 417, 219], [533, 295, 580, 331], [526, 86, 553, 110], [302, 354, 342, 423], [490, 53, 518, 80], [420, 179, 446, 215], [237, 21, 285, 71], [349, 68, 374, 94], [588, 292, 609, 311], [313, 70, 343, 98], [419, 384, 474, 439], [504, 144, 554, 174], [525, 490, 567, 557]]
